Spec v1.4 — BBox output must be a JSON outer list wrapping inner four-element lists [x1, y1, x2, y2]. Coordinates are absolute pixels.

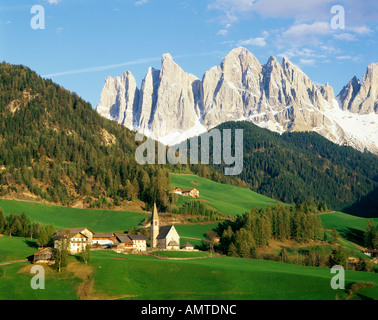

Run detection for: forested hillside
[[194, 122, 378, 216], [1, 63, 377, 217], [0, 63, 171, 210]]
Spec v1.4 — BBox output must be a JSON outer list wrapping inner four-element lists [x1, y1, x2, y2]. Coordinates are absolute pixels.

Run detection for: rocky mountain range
[[96, 47, 378, 155]]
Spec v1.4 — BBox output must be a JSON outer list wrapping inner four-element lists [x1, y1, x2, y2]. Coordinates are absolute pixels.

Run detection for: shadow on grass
[[339, 227, 365, 247], [23, 239, 39, 249]]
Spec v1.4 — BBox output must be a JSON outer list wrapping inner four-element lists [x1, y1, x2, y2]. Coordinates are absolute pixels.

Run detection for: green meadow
[[1, 238, 377, 300], [175, 223, 218, 247], [0, 237, 37, 263], [171, 174, 278, 216], [0, 199, 149, 233], [151, 251, 212, 258], [320, 211, 378, 233], [320, 211, 378, 247], [0, 262, 80, 300], [90, 251, 378, 300]]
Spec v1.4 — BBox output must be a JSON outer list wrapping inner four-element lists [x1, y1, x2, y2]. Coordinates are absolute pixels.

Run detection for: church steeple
[[151, 203, 159, 248]]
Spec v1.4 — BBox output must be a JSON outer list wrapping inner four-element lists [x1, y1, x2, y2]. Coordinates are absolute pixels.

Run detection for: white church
[[150, 203, 180, 250]]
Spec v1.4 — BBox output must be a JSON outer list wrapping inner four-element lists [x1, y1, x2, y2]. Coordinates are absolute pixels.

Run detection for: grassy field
[[151, 251, 213, 258], [175, 223, 218, 248], [0, 262, 81, 300], [1, 239, 377, 300], [0, 199, 149, 233], [0, 236, 37, 263], [90, 251, 378, 300], [171, 174, 278, 216], [320, 211, 378, 247]]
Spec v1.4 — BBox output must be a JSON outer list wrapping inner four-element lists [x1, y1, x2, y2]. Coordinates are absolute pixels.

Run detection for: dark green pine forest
[[194, 122, 378, 217], [0, 63, 172, 210]]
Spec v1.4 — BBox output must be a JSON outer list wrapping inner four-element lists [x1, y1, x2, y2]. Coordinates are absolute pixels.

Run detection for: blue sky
[[1, 0, 377, 107]]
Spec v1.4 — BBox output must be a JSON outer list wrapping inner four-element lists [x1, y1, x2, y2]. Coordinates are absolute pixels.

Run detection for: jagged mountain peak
[[220, 47, 261, 74], [338, 61, 378, 115], [96, 49, 378, 155], [224, 46, 251, 59], [162, 52, 174, 61], [266, 55, 278, 64], [366, 61, 378, 73]]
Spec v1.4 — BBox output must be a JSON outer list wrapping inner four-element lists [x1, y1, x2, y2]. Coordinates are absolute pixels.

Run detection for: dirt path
[[181, 236, 203, 241], [0, 259, 28, 266], [150, 254, 216, 261]]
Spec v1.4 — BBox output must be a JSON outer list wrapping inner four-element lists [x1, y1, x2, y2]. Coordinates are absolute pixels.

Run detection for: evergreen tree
[[364, 220, 376, 249], [331, 228, 338, 244], [0, 210, 5, 234], [327, 246, 348, 268], [53, 235, 69, 273], [355, 258, 367, 272], [80, 243, 91, 264]]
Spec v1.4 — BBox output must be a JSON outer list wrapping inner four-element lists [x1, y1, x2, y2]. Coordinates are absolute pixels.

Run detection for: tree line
[[0, 209, 55, 247], [217, 202, 324, 259], [171, 200, 223, 221]]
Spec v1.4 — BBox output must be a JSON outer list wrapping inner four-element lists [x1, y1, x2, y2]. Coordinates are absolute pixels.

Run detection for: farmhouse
[[115, 234, 133, 250], [33, 247, 54, 264], [169, 187, 199, 198], [151, 203, 180, 250], [362, 249, 378, 258], [113, 234, 147, 252], [53, 228, 94, 254], [92, 233, 116, 247], [128, 234, 147, 252], [181, 188, 199, 198], [169, 187, 182, 195]]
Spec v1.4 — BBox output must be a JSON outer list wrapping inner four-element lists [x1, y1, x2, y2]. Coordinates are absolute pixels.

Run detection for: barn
[[33, 247, 55, 264]]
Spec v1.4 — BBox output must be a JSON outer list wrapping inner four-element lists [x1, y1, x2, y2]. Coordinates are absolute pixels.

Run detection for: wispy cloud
[[336, 55, 352, 60], [238, 37, 266, 47], [222, 31, 268, 47], [135, 0, 148, 6], [333, 33, 357, 41], [281, 21, 331, 44], [217, 29, 229, 36], [42, 51, 223, 78], [43, 57, 162, 78], [208, 0, 254, 25], [299, 58, 316, 66]]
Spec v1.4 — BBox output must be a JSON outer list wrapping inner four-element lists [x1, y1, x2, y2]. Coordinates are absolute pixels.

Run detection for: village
[[33, 191, 201, 264]]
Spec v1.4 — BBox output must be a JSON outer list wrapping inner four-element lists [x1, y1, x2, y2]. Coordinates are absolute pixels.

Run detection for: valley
[[0, 61, 377, 302]]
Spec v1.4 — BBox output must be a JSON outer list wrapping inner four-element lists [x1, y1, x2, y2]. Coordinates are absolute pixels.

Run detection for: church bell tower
[[151, 203, 159, 248]]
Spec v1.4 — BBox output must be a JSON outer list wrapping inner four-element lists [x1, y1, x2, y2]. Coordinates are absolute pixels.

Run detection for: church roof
[[157, 225, 175, 239], [168, 240, 180, 247]]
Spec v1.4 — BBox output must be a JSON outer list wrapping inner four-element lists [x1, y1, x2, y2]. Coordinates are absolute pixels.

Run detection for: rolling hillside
[[171, 174, 277, 216], [0, 199, 148, 233], [189, 121, 378, 217], [1, 247, 377, 300], [320, 211, 378, 247]]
